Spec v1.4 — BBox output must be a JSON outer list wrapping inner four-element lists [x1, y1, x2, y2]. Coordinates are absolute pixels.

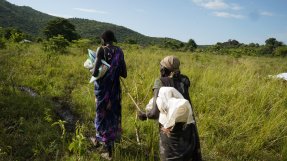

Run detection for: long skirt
[[159, 123, 202, 161]]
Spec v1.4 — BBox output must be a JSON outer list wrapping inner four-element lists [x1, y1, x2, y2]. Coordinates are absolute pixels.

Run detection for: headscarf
[[160, 55, 180, 72]]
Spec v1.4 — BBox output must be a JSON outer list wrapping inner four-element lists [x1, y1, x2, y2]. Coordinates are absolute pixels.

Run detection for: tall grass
[[1, 43, 287, 160]]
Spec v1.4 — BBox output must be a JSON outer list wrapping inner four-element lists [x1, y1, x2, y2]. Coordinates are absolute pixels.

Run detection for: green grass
[[1, 43, 287, 160]]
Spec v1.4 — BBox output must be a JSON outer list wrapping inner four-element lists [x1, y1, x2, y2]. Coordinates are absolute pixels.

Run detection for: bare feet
[[100, 152, 112, 160]]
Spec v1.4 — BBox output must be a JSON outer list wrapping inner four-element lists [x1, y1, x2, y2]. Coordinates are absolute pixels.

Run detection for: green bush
[[10, 32, 25, 43], [0, 38, 6, 49], [257, 46, 273, 55], [43, 35, 70, 53], [72, 38, 92, 54], [274, 46, 287, 57]]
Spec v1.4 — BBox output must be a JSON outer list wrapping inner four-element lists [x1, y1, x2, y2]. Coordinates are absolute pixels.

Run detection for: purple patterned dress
[[94, 46, 127, 146]]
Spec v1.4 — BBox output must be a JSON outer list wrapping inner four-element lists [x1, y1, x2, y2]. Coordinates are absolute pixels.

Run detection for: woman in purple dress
[[91, 30, 127, 159]]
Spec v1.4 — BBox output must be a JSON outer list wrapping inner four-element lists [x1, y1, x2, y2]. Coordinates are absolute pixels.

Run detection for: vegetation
[[44, 18, 80, 42], [0, 0, 184, 46], [1, 1, 287, 160], [42, 35, 70, 53], [1, 41, 287, 161]]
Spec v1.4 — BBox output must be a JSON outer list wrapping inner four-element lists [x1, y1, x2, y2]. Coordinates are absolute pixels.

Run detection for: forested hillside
[[0, 0, 53, 36], [0, 0, 182, 45]]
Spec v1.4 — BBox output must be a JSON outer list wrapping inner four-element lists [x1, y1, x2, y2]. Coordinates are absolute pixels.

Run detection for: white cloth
[[146, 87, 195, 129], [83, 48, 110, 83], [276, 73, 287, 80]]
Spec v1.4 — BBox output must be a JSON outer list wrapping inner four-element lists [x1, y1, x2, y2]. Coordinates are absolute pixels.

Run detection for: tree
[[265, 38, 283, 49], [263, 38, 284, 55], [44, 18, 80, 42], [185, 39, 197, 51]]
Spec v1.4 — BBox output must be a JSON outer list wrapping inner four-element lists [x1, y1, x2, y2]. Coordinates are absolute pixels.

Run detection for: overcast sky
[[6, 0, 287, 45]]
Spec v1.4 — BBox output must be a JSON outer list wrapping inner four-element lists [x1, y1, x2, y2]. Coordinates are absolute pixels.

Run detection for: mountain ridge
[[0, 0, 183, 45]]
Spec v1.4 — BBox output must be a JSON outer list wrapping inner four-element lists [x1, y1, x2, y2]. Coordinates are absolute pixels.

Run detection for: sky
[[6, 0, 287, 45]]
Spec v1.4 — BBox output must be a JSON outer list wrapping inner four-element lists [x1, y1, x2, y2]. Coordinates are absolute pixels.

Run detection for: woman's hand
[[137, 111, 147, 121]]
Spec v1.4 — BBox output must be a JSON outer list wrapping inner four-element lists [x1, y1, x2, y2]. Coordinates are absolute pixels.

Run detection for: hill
[[0, 0, 183, 45]]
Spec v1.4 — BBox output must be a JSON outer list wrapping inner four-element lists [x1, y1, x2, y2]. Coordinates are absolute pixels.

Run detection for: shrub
[[257, 46, 273, 55], [274, 46, 287, 57], [72, 38, 92, 54], [0, 38, 6, 49], [10, 32, 25, 42], [43, 35, 70, 53]]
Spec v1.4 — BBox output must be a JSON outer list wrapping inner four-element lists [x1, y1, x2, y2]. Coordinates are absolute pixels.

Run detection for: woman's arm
[[92, 47, 104, 77], [138, 88, 160, 120]]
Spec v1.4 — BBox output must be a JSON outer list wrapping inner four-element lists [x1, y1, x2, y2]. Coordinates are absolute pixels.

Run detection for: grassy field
[[1, 43, 287, 161]]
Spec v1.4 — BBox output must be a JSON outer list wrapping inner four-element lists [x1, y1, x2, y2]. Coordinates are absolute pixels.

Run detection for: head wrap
[[160, 55, 180, 72]]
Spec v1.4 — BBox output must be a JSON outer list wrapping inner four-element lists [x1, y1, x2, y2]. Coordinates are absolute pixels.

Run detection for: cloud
[[213, 12, 244, 19], [47, 13, 73, 18], [260, 11, 273, 16], [192, 0, 242, 10], [73, 8, 108, 14], [230, 3, 242, 10]]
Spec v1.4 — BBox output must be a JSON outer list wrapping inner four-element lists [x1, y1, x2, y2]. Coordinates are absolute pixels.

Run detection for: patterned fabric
[[94, 46, 125, 145]]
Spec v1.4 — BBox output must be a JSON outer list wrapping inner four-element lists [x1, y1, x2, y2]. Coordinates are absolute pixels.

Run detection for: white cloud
[[230, 3, 242, 10], [192, 0, 242, 10], [74, 8, 108, 14], [260, 11, 273, 16], [204, 0, 228, 10], [47, 13, 73, 18], [213, 12, 244, 19]]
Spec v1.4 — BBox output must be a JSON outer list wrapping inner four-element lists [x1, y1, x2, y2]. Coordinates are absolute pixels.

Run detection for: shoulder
[[114, 46, 123, 53], [179, 74, 190, 87], [153, 78, 163, 89], [96, 46, 104, 57]]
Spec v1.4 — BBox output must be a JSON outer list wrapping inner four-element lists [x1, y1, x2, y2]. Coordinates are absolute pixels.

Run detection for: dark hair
[[101, 30, 117, 44]]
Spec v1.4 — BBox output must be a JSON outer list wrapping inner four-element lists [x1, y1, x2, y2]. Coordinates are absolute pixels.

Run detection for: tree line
[[1, 18, 286, 57]]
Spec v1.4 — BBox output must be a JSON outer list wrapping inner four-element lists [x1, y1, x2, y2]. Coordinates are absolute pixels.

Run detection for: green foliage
[[257, 46, 273, 55], [265, 37, 283, 49], [185, 39, 198, 51], [44, 18, 80, 42], [0, 0, 54, 37], [1, 42, 287, 161], [52, 120, 67, 139], [124, 37, 138, 44], [10, 32, 25, 42], [162, 39, 184, 50], [0, 37, 5, 49], [274, 46, 287, 57], [68, 122, 87, 158], [72, 38, 92, 54], [248, 43, 260, 48], [0, 0, 186, 46], [43, 35, 70, 53], [0, 86, 61, 160]]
